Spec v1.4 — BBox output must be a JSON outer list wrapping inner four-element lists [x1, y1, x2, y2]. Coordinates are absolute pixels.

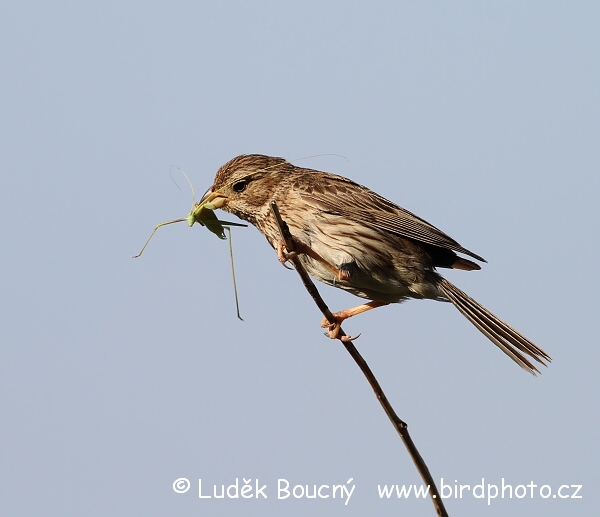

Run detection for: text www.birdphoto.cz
[[172, 477, 582, 506]]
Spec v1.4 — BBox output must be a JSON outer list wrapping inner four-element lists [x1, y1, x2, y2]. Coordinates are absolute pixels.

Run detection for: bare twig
[[271, 201, 449, 517]]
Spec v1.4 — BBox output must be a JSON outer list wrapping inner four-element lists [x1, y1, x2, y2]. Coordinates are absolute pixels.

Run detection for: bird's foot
[[276, 240, 296, 270], [320, 313, 360, 342], [276, 240, 350, 281]]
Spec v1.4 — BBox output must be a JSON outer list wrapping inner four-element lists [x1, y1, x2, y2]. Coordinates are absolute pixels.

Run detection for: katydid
[[134, 196, 247, 320]]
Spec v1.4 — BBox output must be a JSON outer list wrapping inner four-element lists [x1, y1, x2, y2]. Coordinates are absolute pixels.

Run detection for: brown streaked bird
[[200, 154, 551, 374]]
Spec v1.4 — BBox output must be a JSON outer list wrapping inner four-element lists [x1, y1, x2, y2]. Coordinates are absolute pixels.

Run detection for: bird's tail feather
[[435, 276, 551, 374]]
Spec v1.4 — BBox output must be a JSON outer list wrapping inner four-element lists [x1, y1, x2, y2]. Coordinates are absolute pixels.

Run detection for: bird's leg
[[276, 239, 351, 281], [321, 301, 390, 339]]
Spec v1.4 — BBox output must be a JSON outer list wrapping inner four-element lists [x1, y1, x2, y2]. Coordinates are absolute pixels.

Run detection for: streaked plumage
[[201, 154, 551, 374]]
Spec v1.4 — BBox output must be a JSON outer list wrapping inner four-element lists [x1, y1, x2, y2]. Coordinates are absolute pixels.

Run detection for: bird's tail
[[435, 276, 551, 374]]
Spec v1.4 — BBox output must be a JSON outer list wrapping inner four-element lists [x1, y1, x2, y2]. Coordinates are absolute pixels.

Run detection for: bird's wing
[[298, 174, 485, 262]]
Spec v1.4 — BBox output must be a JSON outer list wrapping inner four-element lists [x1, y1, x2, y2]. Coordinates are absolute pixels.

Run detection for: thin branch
[[271, 201, 449, 517]]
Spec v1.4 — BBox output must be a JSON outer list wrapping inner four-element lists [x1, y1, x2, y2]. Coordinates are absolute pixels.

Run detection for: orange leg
[[321, 301, 390, 339]]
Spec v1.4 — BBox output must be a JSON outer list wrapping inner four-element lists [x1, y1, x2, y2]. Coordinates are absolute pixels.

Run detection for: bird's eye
[[232, 180, 248, 192]]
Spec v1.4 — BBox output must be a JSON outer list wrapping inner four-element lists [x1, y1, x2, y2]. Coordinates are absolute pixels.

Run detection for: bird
[[200, 154, 551, 374]]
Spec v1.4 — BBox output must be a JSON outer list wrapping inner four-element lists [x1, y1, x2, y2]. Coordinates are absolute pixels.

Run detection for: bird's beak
[[199, 186, 228, 209]]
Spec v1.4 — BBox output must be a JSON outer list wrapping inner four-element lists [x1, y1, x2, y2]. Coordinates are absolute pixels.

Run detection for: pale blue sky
[[1, 1, 598, 515]]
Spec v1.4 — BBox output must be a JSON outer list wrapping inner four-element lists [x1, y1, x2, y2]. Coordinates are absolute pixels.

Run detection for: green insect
[[134, 195, 247, 320], [187, 199, 242, 239]]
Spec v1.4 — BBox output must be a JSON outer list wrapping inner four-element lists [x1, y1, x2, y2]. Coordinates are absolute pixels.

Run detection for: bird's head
[[200, 154, 293, 224]]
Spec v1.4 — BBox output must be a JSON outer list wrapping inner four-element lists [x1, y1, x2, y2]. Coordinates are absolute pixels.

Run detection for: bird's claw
[[321, 314, 360, 342], [280, 260, 294, 270], [322, 321, 341, 339], [276, 240, 297, 269]]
